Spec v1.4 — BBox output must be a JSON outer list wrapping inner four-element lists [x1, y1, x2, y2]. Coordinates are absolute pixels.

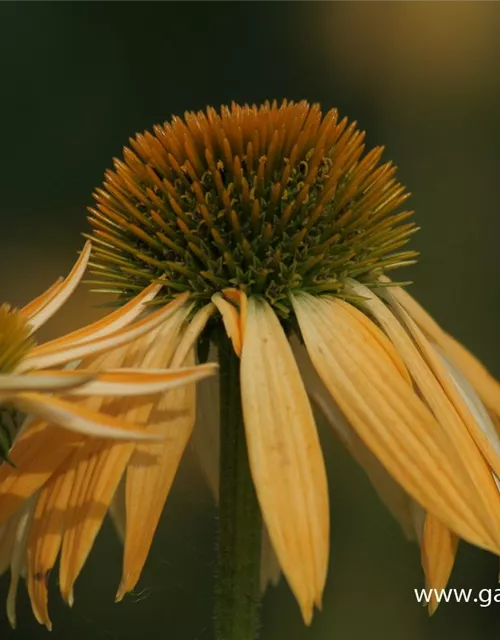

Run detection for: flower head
[[3, 101, 500, 631], [0, 241, 213, 453], [88, 100, 415, 318], [0, 241, 216, 627]]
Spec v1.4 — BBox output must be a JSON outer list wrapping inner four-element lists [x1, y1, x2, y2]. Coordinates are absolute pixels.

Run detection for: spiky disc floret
[[88, 100, 417, 317]]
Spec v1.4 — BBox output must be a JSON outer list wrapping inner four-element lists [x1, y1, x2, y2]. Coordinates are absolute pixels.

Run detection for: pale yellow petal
[[0, 510, 23, 576], [292, 293, 499, 553], [12, 393, 166, 442], [57, 442, 101, 604], [19, 278, 63, 320], [66, 364, 217, 396], [109, 477, 126, 543], [241, 297, 329, 623], [20, 293, 189, 371], [27, 459, 78, 629], [117, 349, 197, 600], [0, 371, 95, 393], [212, 294, 242, 356], [383, 282, 500, 416], [421, 514, 459, 615], [0, 421, 80, 525], [191, 353, 220, 502], [292, 335, 422, 539], [392, 300, 500, 505], [58, 441, 134, 603], [23, 242, 91, 333], [349, 281, 500, 550], [439, 348, 500, 482], [7, 498, 35, 629], [260, 526, 281, 594], [31, 281, 162, 355], [171, 303, 215, 367], [222, 289, 248, 343]]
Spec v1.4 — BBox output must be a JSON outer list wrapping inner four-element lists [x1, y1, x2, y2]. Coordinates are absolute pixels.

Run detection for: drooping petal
[[22, 242, 92, 334], [382, 282, 500, 416], [58, 440, 134, 604], [19, 278, 63, 320], [348, 281, 500, 550], [191, 353, 283, 595], [19, 293, 189, 371], [438, 348, 500, 481], [191, 352, 220, 502], [421, 514, 459, 615], [171, 303, 215, 367], [308, 378, 423, 541], [260, 526, 281, 594], [27, 459, 78, 629], [117, 350, 198, 600], [212, 294, 242, 356], [109, 477, 126, 543], [0, 371, 95, 393], [64, 364, 217, 396], [30, 282, 162, 355], [222, 289, 248, 343], [292, 335, 423, 540], [291, 293, 499, 553], [12, 393, 166, 442], [0, 421, 80, 525], [391, 299, 500, 495], [241, 297, 329, 624], [7, 498, 35, 628], [0, 510, 24, 577]]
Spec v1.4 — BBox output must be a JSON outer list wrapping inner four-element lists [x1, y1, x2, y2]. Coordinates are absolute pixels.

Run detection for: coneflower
[[0, 242, 215, 626], [3, 100, 500, 637]]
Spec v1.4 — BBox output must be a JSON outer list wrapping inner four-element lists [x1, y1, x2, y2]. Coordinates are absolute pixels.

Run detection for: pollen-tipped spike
[[88, 101, 414, 319]]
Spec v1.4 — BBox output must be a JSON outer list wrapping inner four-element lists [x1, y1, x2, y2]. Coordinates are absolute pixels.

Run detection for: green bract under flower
[[88, 100, 417, 317]]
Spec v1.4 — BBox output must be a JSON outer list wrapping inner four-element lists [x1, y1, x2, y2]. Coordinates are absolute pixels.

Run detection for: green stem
[[215, 331, 262, 640]]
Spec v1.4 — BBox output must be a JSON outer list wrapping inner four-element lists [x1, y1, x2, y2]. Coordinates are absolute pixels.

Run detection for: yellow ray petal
[[0, 421, 80, 525], [23, 242, 91, 333], [383, 282, 500, 416], [393, 302, 500, 507], [0, 371, 95, 393], [117, 351, 197, 600], [20, 293, 189, 371], [109, 477, 126, 543], [222, 289, 248, 343], [241, 297, 329, 624], [421, 514, 459, 615], [313, 389, 424, 541], [338, 301, 412, 385], [57, 441, 101, 604], [30, 282, 162, 355], [7, 498, 35, 629], [58, 441, 134, 604], [171, 303, 215, 367], [349, 281, 500, 549], [19, 278, 63, 319], [120, 301, 192, 370], [27, 459, 78, 629], [291, 293, 499, 553], [65, 364, 217, 396], [292, 335, 423, 539], [212, 294, 242, 356], [0, 510, 23, 576], [12, 393, 166, 442], [191, 355, 220, 502], [260, 525, 281, 594]]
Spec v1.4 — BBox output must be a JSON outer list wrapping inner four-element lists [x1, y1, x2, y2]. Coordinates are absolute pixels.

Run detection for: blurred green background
[[1, 2, 500, 639]]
